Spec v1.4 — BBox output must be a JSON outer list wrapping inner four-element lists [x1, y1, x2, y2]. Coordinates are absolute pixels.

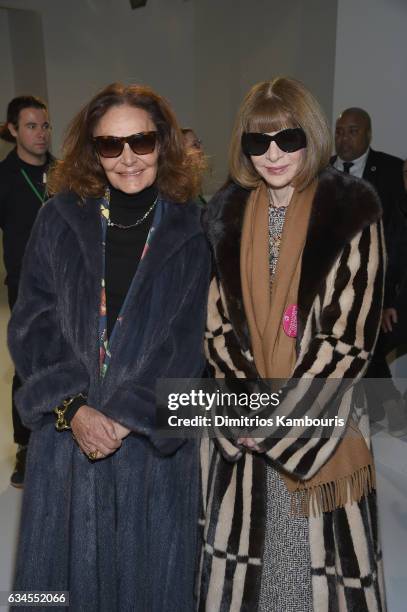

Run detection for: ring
[[88, 449, 99, 461]]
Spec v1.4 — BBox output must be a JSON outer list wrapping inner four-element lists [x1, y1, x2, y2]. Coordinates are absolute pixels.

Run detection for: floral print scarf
[[98, 188, 160, 377]]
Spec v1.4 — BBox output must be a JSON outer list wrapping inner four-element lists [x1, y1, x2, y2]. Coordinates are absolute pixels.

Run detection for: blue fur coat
[[8, 191, 211, 612]]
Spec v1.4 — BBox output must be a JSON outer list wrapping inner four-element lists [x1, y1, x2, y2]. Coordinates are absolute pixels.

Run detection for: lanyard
[[20, 168, 46, 203]]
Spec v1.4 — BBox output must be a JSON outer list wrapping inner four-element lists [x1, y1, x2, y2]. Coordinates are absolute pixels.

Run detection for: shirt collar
[[336, 147, 370, 178]]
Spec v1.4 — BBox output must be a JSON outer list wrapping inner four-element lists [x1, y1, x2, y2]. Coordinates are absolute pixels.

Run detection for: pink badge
[[283, 304, 298, 337]]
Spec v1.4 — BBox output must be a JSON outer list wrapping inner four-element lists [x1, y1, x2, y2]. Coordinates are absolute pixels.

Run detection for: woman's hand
[[237, 437, 265, 452], [381, 307, 398, 332], [71, 405, 122, 460], [112, 421, 131, 440]]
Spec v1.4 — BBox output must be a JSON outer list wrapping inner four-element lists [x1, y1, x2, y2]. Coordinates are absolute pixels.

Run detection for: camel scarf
[[240, 181, 375, 516]]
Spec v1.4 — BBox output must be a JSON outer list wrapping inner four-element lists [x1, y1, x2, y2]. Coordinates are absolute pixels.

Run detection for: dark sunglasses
[[241, 128, 307, 156], [93, 131, 158, 158]]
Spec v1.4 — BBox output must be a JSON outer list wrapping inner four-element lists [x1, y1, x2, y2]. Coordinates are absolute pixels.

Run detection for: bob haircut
[[229, 77, 332, 191], [48, 83, 203, 202]]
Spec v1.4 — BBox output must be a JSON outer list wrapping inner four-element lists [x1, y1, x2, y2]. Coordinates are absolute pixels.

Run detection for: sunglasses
[[93, 131, 158, 158], [241, 128, 307, 156]]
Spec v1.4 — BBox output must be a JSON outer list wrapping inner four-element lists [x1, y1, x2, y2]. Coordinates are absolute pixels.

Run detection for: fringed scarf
[[240, 181, 375, 516]]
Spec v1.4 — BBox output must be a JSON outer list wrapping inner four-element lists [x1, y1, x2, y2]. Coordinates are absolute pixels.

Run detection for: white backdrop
[[333, 0, 407, 159], [0, 0, 338, 190], [1, 1, 406, 180]]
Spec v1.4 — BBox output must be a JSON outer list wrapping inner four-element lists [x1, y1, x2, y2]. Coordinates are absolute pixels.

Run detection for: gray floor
[[0, 283, 406, 610], [0, 285, 22, 596]]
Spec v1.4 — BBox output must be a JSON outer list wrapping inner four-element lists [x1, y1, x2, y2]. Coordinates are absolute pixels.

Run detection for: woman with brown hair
[[199, 77, 386, 611], [8, 83, 210, 611]]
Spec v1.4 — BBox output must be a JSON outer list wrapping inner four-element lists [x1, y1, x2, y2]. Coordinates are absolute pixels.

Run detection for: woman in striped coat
[[198, 78, 386, 611]]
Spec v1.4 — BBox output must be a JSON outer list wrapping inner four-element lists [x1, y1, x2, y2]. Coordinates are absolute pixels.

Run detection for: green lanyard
[[20, 168, 47, 204]]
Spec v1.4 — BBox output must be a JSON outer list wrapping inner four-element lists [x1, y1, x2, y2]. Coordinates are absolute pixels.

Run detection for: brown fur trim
[[204, 167, 382, 348]]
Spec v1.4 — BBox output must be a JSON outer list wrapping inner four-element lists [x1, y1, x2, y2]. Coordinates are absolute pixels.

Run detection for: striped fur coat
[[198, 168, 387, 611]]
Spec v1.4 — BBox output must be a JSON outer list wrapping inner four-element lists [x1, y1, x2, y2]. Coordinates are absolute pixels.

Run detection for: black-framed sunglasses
[[93, 131, 158, 158], [241, 128, 307, 156]]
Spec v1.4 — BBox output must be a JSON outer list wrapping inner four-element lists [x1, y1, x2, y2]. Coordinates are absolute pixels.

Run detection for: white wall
[[7, 8, 48, 101], [0, 9, 15, 161], [0, 0, 338, 191], [194, 0, 338, 189], [1, 0, 195, 159], [4, 0, 407, 187], [0, 10, 14, 111], [333, 0, 407, 160]]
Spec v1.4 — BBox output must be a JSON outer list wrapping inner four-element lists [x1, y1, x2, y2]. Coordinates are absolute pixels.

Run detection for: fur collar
[[45, 191, 205, 296], [204, 167, 382, 350]]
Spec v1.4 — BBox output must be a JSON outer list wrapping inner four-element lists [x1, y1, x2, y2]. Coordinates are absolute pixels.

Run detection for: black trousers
[[7, 283, 30, 446], [364, 329, 403, 421], [365, 334, 399, 393]]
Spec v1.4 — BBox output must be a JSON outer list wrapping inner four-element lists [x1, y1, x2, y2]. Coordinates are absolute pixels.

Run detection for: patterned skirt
[[258, 463, 313, 612]]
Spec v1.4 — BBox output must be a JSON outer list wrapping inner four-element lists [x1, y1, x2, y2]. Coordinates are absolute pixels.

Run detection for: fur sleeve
[[205, 274, 257, 461], [7, 205, 88, 430], [256, 221, 385, 478], [101, 236, 211, 455], [207, 222, 385, 471]]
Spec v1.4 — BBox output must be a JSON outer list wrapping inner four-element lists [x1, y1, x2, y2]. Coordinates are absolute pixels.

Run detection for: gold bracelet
[[54, 394, 85, 432]]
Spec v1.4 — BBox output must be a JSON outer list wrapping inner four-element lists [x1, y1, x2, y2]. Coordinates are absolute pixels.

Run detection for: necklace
[[267, 187, 290, 209], [106, 193, 158, 229]]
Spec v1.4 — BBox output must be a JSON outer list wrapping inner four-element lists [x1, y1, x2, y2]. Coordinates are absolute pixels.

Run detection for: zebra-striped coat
[[199, 168, 387, 612]]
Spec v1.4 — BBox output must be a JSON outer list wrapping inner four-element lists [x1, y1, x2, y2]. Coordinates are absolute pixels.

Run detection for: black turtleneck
[[105, 182, 158, 337], [65, 182, 159, 425]]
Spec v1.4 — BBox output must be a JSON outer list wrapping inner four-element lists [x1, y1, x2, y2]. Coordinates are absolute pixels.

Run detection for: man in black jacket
[[0, 95, 53, 486], [333, 107, 407, 435]]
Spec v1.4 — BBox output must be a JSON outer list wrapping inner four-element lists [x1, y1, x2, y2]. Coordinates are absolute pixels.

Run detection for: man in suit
[[333, 107, 405, 218], [333, 107, 407, 436]]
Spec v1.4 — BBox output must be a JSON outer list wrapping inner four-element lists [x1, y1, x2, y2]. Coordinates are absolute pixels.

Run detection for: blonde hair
[[229, 77, 332, 190]]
